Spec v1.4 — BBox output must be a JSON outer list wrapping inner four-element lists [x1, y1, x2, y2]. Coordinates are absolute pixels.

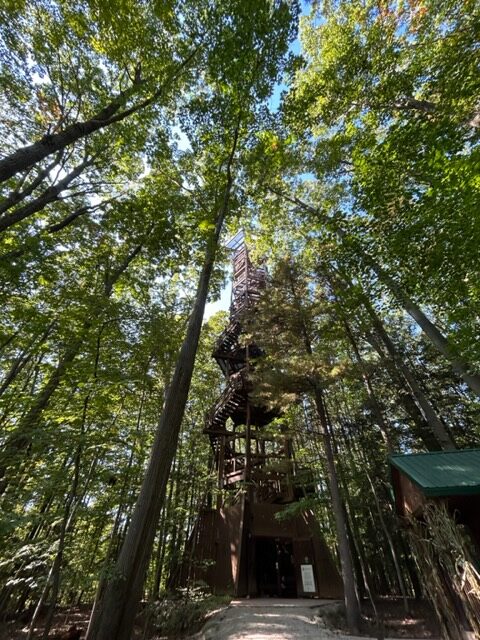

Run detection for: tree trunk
[[367, 331, 445, 450], [85, 123, 239, 640], [328, 267, 455, 450], [313, 388, 361, 634], [365, 262, 480, 397], [0, 156, 93, 233], [338, 311, 394, 451], [270, 188, 480, 397], [26, 445, 82, 640], [151, 508, 168, 601], [365, 470, 410, 614], [360, 297, 456, 450], [0, 338, 85, 494], [0, 49, 199, 184], [0, 321, 55, 398], [283, 261, 361, 633]]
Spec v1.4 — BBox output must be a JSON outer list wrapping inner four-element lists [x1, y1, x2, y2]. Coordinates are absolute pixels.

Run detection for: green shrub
[[151, 590, 230, 638]]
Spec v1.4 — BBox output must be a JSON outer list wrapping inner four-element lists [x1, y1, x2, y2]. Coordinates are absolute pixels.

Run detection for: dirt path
[[193, 598, 365, 640]]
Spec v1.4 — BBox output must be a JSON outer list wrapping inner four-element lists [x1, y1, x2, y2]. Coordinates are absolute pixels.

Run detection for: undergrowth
[[148, 587, 230, 638]]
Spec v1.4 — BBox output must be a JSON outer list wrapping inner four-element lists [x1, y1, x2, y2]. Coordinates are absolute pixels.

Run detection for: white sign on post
[[300, 564, 316, 593]]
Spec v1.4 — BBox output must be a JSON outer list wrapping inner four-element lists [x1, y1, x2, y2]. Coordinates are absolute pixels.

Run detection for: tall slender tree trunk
[[151, 508, 168, 601], [284, 262, 361, 633], [328, 268, 455, 450], [86, 123, 239, 640], [0, 321, 55, 398], [360, 297, 456, 450], [366, 332, 445, 449], [333, 418, 384, 630], [366, 262, 480, 397], [365, 470, 410, 614], [271, 188, 480, 396], [338, 311, 394, 451], [26, 446, 82, 640], [313, 388, 361, 633]]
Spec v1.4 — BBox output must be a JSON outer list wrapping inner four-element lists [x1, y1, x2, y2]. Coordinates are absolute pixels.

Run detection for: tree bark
[[26, 445, 82, 640], [360, 296, 456, 451], [366, 330, 447, 450], [336, 305, 394, 451], [313, 388, 361, 634], [283, 262, 361, 633], [365, 469, 410, 614]]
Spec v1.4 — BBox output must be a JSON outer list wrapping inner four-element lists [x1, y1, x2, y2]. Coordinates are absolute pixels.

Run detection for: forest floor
[[0, 598, 440, 639], [0, 605, 88, 639]]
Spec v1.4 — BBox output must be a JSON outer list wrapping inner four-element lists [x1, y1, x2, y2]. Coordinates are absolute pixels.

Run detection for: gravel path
[[193, 598, 369, 640]]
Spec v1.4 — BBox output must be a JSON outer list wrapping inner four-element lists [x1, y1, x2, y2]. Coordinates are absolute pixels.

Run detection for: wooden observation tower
[[181, 232, 343, 598]]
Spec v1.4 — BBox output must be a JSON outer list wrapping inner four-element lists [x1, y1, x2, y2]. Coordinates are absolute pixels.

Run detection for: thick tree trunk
[[86, 225, 222, 640], [86, 124, 239, 640]]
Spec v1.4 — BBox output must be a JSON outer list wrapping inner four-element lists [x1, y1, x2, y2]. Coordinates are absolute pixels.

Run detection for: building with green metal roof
[[389, 448, 480, 549], [390, 449, 480, 497], [389, 449, 480, 639]]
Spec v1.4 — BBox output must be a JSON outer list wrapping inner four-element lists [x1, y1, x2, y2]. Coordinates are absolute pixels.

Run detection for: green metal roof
[[389, 449, 480, 497]]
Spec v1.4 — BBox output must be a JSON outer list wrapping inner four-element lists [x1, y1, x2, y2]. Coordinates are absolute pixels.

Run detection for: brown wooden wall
[[181, 497, 343, 599]]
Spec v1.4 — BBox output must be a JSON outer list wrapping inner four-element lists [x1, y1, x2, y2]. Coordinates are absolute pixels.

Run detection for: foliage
[[0, 0, 479, 637], [150, 590, 230, 638]]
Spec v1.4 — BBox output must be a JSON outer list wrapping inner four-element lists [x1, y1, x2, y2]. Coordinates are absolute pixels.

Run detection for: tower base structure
[[182, 495, 343, 599]]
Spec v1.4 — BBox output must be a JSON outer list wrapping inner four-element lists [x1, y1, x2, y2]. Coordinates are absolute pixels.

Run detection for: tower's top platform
[[226, 229, 245, 252]]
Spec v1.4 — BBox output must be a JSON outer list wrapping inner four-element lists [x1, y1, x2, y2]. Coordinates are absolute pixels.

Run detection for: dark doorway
[[255, 537, 297, 597]]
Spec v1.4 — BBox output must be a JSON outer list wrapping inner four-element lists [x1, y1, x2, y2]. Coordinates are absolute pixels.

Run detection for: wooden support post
[[217, 434, 225, 510]]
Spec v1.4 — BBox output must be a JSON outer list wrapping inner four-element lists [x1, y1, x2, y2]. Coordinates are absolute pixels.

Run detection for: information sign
[[301, 564, 316, 593]]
